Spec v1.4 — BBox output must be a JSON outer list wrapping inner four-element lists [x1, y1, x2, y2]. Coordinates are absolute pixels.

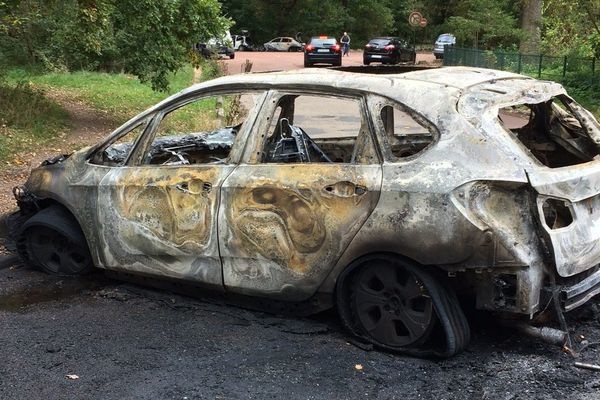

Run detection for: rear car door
[[218, 90, 382, 300], [94, 89, 267, 287]]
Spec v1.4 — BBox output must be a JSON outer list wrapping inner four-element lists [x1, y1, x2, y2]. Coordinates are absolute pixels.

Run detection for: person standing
[[340, 32, 350, 56]]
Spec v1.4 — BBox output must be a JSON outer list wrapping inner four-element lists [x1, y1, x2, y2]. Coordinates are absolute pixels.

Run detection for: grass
[[0, 64, 199, 165], [0, 81, 69, 162], [6, 65, 196, 120]]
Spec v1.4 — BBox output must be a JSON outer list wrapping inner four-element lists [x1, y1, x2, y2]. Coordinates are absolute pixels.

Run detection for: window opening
[[380, 104, 435, 159], [499, 96, 600, 168], [261, 94, 368, 164]]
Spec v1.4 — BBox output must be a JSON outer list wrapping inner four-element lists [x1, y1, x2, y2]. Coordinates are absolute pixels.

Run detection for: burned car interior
[[499, 95, 600, 168], [91, 93, 257, 167], [261, 94, 366, 163]]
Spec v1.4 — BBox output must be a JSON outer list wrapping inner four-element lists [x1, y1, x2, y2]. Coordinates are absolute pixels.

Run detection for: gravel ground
[[3, 51, 600, 399]]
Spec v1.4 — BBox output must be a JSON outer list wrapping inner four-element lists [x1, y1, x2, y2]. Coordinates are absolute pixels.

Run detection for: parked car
[[363, 37, 416, 65], [195, 41, 235, 59], [8, 67, 600, 357], [263, 37, 303, 52], [433, 33, 456, 59], [304, 36, 342, 67]]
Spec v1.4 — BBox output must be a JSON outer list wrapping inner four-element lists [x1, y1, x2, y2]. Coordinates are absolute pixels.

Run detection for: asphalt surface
[[2, 260, 600, 400], [2, 52, 600, 399]]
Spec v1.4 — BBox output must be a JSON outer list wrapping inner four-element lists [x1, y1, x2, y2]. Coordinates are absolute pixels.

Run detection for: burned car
[[8, 67, 600, 358]]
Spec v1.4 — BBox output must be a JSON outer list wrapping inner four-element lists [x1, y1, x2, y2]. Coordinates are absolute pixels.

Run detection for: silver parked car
[[263, 36, 304, 52], [433, 33, 455, 59], [7, 67, 600, 357]]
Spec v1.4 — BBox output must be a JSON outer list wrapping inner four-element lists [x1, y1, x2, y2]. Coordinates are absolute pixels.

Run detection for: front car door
[[218, 90, 383, 300], [93, 89, 267, 287]]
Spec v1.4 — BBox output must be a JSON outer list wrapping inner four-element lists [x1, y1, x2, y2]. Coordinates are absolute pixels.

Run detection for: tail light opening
[[333, 44, 340, 52], [305, 44, 314, 51]]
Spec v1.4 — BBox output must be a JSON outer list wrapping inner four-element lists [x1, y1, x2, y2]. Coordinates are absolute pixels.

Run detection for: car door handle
[[323, 181, 368, 197], [175, 181, 212, 195]]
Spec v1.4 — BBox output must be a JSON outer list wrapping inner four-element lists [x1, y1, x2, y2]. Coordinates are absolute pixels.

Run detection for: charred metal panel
[[219, 164, 381, 300], [96, 165, 234, 285], [536, 194, 600, 277]]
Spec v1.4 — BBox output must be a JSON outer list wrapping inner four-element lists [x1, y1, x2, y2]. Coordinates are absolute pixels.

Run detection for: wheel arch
[[331, 251, 471, 357], [18, 196, 96, 264]]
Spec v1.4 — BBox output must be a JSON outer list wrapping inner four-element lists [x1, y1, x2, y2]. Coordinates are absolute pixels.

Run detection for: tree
[[0, 0, 230, 90], [519, 0, 542, 53], [541, 0, 600, 57], [444, 0, 523, 49]]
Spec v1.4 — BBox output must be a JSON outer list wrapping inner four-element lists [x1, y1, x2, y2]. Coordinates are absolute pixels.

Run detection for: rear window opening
[[499, 96, 600, 168]]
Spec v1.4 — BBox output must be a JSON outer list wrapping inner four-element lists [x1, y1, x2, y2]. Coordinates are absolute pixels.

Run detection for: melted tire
[[337, 254, 470, 358], [18, 206, 93, 276]]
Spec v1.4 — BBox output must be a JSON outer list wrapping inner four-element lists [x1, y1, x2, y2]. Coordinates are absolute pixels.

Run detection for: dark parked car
[[195, 42, 235, 60], [363, 37, 416, 65], [304, 36, 342, 67]]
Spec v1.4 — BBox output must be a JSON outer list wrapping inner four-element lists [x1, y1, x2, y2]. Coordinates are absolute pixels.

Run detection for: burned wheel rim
[[352, 261, 434, 348], [26, 225, 91, 275]]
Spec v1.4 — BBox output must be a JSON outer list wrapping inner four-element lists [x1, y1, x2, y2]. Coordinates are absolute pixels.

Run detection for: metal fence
[[443, 47, 598, 83]]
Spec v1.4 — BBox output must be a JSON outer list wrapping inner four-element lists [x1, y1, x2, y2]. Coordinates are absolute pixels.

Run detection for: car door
[[218, 90, 382, 300], [95, 90, 267, 287], [270, 38, 281, 51]]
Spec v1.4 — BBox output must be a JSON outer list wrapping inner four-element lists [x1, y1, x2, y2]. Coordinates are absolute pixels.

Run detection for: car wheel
[[18, 206, 93, 275], [350, 260, 435, 348], [337, 255, 470, 357], [239, 45, 247, 52], [363, 59, 370, 66], [229, 53, 235, 59], [304, 60, 312, 68]]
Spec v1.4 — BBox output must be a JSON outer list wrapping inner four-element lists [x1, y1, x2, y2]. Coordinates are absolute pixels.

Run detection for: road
[[222, 50, 437, 74]]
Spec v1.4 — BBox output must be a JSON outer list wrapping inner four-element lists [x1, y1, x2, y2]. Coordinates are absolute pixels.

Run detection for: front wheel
[[18, 206, 93, 275]]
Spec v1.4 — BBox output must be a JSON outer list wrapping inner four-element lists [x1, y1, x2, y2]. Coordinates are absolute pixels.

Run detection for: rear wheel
[[351, 260, 435, 348], [304, 59, 312, 68], [229, 53, 235, 59], [337, 255, 470, 357], [18, 206, 93, 276], [363, 59, 370, 66]]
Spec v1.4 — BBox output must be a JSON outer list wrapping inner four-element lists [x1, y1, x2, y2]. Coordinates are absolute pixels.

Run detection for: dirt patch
[[0, 89, 119, 216]]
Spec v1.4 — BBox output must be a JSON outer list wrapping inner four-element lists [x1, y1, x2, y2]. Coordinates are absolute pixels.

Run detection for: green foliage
[[0, 80, 69, 161], [6, 65, 195, 119], [541, 0, 600, 57], [444, 0, 524, 49], [0, 0, 229, 91], [222, 0, 397, 46]]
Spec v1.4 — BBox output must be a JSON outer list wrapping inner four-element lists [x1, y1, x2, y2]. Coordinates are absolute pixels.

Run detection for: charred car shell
[[8, 66, 600, 357]]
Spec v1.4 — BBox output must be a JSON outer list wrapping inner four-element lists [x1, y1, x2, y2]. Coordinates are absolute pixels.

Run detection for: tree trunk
[[520, 0, 542, 54]]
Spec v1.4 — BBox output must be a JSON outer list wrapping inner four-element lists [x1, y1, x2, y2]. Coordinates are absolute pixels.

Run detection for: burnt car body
[[304, 36, 342, 67], [363, 37, 416, 65], [9, 67, 600, 357]]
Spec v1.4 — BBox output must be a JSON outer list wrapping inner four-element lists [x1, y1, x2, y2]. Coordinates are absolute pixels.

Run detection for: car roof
[[126, 67, 563, 132]]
